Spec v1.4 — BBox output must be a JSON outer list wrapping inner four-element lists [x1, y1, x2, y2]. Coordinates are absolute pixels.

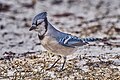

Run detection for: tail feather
[[82, 38, 102, 42]]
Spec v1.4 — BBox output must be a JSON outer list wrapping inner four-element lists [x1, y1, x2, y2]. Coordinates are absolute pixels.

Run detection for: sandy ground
[[0, 0, 120, 79]]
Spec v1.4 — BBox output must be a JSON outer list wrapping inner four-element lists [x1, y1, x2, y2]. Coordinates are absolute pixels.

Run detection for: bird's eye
[[37, 19, 44, 25], [37, 22, 42, 26]]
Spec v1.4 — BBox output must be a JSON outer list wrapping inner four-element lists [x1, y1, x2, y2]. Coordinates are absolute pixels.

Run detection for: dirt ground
[[0, 0, 120, 79]]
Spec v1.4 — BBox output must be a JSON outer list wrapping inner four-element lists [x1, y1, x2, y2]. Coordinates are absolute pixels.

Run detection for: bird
[[29, 12, 101, 71]]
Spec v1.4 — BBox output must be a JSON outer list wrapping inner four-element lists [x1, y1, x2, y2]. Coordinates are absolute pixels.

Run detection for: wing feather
[[58, 35, 87, 47]]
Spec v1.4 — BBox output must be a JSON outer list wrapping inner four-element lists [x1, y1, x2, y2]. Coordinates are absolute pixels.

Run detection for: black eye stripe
[[32, 22, 37, 26], [37, 20, 44, 26], [38, 22, 42, 25]]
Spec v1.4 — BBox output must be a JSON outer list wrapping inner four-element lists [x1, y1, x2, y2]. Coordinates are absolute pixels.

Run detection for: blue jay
[[29, 12, 101, 71]]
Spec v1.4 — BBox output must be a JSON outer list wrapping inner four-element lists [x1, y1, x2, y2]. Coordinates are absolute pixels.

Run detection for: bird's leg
[[46, 55, 61, 70], [59, 56, 67, 71]]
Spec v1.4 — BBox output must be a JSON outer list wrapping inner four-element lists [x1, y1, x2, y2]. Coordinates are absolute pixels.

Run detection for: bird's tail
[[81, 38, 102, 43]]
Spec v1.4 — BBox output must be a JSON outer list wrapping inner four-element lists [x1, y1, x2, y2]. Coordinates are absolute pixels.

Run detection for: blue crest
[[32, 12, 47, 25]]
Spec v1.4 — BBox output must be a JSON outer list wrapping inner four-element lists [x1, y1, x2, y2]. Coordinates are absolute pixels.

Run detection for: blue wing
[[58, 34, 88, 48], [58, 34, 101, 48]]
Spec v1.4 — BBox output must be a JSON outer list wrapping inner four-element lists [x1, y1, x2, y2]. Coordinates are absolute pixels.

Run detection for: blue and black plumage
[[29, 12, 102, 71], [32, 12, 47, 25], [58, 34, 101, 47]]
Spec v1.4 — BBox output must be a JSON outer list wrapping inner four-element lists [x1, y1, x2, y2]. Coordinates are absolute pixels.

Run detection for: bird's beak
[[29, 25, 36, 31]]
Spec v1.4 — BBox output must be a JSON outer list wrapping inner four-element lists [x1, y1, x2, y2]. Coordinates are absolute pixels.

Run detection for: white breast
[[41, 36, 77, 56]]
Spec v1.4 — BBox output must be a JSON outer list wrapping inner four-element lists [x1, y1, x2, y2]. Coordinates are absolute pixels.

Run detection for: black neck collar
[[38, 18, 48, 40]]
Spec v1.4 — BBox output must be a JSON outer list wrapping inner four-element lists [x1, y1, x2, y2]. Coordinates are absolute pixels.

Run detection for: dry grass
[[0, 51, 120, 80]]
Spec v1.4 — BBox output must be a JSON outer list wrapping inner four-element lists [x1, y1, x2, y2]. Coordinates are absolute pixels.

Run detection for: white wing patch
[[63, 36, 71, 44]]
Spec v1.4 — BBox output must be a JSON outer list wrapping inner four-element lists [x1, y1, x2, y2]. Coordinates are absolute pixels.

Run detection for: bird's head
[[29, 12, 48, 36]]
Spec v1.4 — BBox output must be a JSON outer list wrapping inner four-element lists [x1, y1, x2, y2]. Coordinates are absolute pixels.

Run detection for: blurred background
[[0, 0, 120, 57], [0, 0, 120, 79]]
